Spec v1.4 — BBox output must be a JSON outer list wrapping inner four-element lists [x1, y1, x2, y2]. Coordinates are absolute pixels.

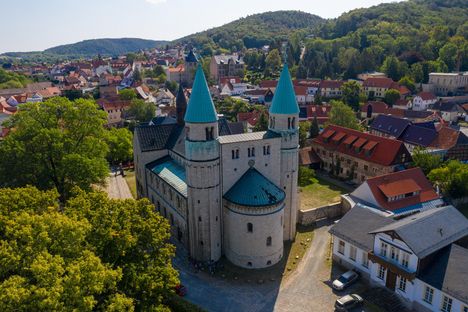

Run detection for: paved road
[[176, 224, 360, 312], [105, 173, 133, 199]]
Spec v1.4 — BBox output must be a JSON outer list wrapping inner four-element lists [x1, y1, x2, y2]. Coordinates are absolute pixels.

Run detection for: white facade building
[[330, 205, 468, 312]]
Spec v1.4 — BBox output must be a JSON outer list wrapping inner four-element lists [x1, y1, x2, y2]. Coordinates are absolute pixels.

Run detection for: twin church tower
[[134, 64, 299, 268]]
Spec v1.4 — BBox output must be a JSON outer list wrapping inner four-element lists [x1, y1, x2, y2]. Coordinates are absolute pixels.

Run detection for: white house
[[412, 92, 438, 111], [330, 205, 468, 312]]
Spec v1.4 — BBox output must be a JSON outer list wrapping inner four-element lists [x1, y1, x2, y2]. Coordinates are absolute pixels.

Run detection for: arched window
[[266, 236, 272, 246], [288, 117, 291, 129], [232, 150, 235, 159], [247, 223, 253, 233], [251, 147, 255, 157], [292, 117, 296, 129], [235, 149, 239, 158], [267, 260, 272, 265], [247, 148, 251, 157]]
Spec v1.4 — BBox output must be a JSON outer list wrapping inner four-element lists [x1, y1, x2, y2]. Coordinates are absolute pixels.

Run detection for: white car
[[332, 270, 359, 290], [334, 294, 364, 311]]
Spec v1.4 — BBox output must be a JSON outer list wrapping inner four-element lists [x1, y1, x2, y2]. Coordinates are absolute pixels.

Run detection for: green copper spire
[[269, 64, 299, 115], [184, 64, 218, 123]]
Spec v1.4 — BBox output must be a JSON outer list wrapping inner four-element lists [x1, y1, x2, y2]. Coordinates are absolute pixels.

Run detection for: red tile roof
[[361, 101, 388, 113], [259, 80, 277, 88], [307, 105, 331, 118], [363, 77, 398, 89], [220, 77, 242, 85], [237, 111, 267, 127], [364, 167, 440, 211], [319, 80, 344, 89], [398, 85, 411, 95], [417, 91, 437, 101], [430, 126, 459, 150], [378, 179, 421, 197], [299, 146, 321, 166], [312, 125, 411, 166], [294, 85, 308, 96]]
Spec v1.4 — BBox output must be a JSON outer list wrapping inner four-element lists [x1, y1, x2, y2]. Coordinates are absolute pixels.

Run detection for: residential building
[[363, 78, 399, 98], [428, 72, 468, 96], [330, 205, 468, 312], [412, 92, 438, 111], [342, 168, 443, 216], [430, 102, 464, 123], [299, 104, 332, 123], [319, 80, 344, 98], [133, 65, 299, 268], [312, 125, 412, 184], [210, 54, 244, 83]]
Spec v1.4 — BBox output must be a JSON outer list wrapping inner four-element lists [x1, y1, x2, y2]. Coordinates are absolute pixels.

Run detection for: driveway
[[176, 223, 369, 312]]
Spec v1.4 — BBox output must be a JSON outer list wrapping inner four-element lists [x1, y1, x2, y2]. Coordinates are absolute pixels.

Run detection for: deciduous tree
[[0, 98, 109, 201], [327, 100, 361, 131]]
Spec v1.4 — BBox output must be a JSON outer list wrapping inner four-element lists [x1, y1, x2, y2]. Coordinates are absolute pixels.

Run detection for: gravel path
[[105, 173, 133, 199]]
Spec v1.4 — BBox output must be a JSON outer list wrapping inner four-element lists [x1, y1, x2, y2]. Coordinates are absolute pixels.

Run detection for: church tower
[[184, 65, 222, 262], [175, 84, 187, 126], [268, 64, 300, 241]]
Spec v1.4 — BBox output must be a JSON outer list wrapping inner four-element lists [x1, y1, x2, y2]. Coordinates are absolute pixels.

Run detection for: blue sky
[[0, 0, 399, 53]]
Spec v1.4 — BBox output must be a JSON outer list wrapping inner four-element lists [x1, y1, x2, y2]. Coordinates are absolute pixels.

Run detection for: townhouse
[[312, 125, 412, 184], [330, 205, 468, 312], [341, 168, 444, 216]]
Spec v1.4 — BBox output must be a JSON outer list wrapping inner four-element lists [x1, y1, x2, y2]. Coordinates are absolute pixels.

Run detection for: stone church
[[133, 64, 299, 269]]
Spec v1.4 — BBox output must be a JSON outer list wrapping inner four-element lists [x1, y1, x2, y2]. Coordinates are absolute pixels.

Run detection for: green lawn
[[123, 169, 136, 199], [299, 177, 348, 209]]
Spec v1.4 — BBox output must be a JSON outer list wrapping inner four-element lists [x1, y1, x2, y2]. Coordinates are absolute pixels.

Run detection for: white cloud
[[145, 0, 167, 4]]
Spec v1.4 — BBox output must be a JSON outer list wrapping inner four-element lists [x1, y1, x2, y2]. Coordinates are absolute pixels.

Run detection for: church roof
[[185, 50, 198, 63], [184, 65, 218, 123], [148, 156, 187, 197], [269, 64, 299, 115], [224, 168, 285, 207], [176, 84, 187, 109]]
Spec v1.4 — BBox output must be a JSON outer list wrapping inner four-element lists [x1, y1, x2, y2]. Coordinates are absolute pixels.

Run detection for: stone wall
[[298, 202, 343, 226]]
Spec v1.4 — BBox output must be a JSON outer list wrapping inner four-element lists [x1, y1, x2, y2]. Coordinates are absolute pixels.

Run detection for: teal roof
[[224, 168, 285, 207], [150, 157, 187, 197], [269, 64, 299, 115], [184, 65, 218, 123]]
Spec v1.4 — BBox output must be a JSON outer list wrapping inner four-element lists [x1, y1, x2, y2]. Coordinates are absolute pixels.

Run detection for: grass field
[[123, 169, 136, 199], [299, 177, 348, 209]]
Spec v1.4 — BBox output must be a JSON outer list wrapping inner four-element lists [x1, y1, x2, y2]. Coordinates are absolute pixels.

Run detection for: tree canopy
[[127, 99, 155, 123], [0, 68, 31, 89], [0, 187, 178, 311], [0, 97, 109, 201], [327, 100, 362, 131], [105, 128, 133, 165]]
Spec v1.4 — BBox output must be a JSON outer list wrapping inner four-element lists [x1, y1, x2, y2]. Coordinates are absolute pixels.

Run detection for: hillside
[[2, 38, 168, 60], [177, 11, 324, 53], [45, 38, 167, 56], [298, 0, 468, 80]]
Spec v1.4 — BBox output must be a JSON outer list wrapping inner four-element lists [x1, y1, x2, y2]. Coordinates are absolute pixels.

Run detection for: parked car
[[334, 294, 364, 311], [332, 270, 359, 290], [175, 284, 187, 296]]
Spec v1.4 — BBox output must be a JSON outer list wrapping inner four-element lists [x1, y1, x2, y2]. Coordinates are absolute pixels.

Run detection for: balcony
[[368, 252, 416, 281]]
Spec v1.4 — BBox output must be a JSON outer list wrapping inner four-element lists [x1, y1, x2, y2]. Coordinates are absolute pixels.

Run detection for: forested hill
[[177, 11, 324, 54], [45, 38, 167, 56], [298, 0, 468, 81], [2, 38, 168, 60]]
